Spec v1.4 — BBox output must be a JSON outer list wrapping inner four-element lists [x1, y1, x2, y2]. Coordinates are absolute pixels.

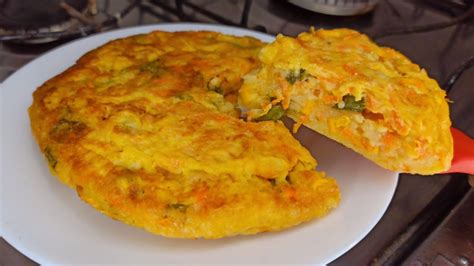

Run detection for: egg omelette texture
[[239, 28, 453, 175], [29, 31, 340, 239]]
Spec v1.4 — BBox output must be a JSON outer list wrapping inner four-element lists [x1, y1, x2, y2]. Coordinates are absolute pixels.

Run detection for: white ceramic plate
[[0, 23, 398, 265]]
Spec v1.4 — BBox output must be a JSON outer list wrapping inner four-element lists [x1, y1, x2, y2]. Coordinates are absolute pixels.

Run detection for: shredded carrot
[[277, 77, 292, 109], [360, 44, 371, 52], [292, 115, 308, 133], [193, 185, 209, 204], [392, 112, 409, 136], [341, 128, 353, 139], [323, 94, 337, 104], [343, 64, 358, 76], [261, 103, 273, 111], [283, 186, 297, 201], [271, 96, 284, 105], [293, 122, 302, 133], [382, 132, 396, 147]]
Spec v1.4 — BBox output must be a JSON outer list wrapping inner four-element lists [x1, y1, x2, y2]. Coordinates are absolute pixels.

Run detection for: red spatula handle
[[445, 127, 474, 175]]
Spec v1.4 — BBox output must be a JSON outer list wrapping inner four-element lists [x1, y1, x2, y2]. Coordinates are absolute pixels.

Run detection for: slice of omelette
[[239, 28, 453, 175], [29, 31, 340, 239]]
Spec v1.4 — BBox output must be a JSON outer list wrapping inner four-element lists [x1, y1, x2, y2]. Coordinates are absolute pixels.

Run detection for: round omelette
[[29, 31, 340, 239]]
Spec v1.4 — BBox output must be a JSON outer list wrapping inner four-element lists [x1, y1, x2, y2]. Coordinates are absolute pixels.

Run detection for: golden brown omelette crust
[[29, 31, 340, 239], [239, 28, 453, 175]]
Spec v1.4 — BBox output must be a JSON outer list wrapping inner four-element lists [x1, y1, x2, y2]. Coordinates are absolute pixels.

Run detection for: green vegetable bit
[[176, 94, 193, 101], [49, 118, 87, 143], [334, 94, 365, 112], [286, 68, 307, 85], [44, 147, 57, 169], [140, 60, 162, 75], [53, 118, 85, 131], [255, 105, 285, 121], [168, 203, 189, 213]]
